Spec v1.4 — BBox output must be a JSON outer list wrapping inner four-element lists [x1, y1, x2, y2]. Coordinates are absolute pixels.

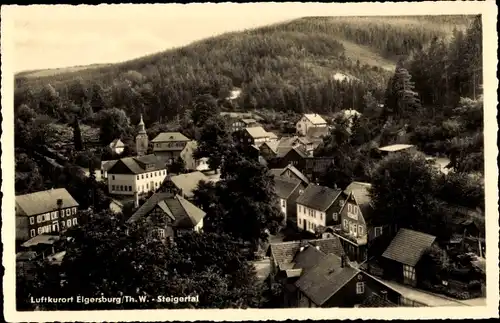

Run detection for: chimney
[[380, 290, 388, 301], [134, 191, 139, 208]]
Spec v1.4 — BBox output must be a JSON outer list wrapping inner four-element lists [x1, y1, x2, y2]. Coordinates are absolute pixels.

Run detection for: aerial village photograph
[[2, 2, 498, 320]]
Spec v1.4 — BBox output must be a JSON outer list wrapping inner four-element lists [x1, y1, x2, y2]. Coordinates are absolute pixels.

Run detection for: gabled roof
[[382, 229, 436, 267], [303, 114, 327, 125], [128, 192, 205, 228], [16, 188, 79, 216], [169, 171, 209, 199], [270, 164, 310, 186], [151, 132, 191, 143], [109, 138, 125, 149], [107, 154, 167, 175], [245, 126, 270, 139], [21, 235, 60, 248], [102, 160, 118, 172], [274, 176, 302, 200], [285, 146, 309, 158], [295, 254, 359, 306], [343, 182, 374, 221], [378, 144, 415, 152], [306, 126, 329, 139], [270, 237, 344, 269], [296, 184, 342, 212]]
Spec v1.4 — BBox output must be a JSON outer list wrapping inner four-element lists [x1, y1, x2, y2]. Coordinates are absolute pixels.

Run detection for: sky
[[10, 4, 307, 72]]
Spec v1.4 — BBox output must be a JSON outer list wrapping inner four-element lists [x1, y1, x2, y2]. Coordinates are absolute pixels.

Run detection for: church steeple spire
[[137, 114, 146, 134]]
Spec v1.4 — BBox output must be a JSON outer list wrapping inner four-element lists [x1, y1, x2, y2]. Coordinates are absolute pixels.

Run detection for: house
[[304, 157, 336, 182], [296, 184, 345, 234], [381, 229, 436, 287], [276, 146, 309, 171], [15, 189, 79, 243], [295, 253, 404, 308], [305, 126, 330, 139], [274, 176, 306, 224], [268, 237, 345, 307], [378, 144, 417, 156], [260, 136, 309, 161], [168, 171, 210, 200], [107, 154, 168, 196], [334, 182, 390, 263], [270, 164, 310, 187], [296, 113, 328, 136], [19, 234, 61, 260], [233, 126, 276, 148], [220, 112, 262, 132], [127, 192, 206, 242], [151, 132, 192, 164], [101, 160, 118, 180], [109, 139, 125, 155], [179, 140, 205, 171], [297, 137, 317, 155]]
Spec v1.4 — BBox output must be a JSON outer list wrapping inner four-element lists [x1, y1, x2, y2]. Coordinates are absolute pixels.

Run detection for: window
[[343, 219, 348, 229], [158, 229, 165, 238], [298, 219, 302, 225], [321, 213, 324, 221], [375, 226, 383, 237], [146, 183, 149, 189], [120, 185, 124, 191], [358, 225, 364, 235], [281, 200, 286, 207], [38, 227, 43, 235], [353, 225, 357, 235], [348, 204, 353, 213], [353, 206, 359, 216], [146, 174, 149, 178], [403, 265, 416, 284], [66, 209, 71, 216], [339, 200, 345, 207], [30, 229, 36, 237], [67, 220, 72, 227], [129, 186, 132, 191], [298, 205, 302, 212], [141, 174, 144, 179], [112, 185, 115, 191], [61, 221, 65, 229], [37, 215, 42, 223], [51, 212, 58, 220], [112, 175, 115, 180], [356, 282, 365, 294], [332, 212, 337, 221], [73, 218, 77, 225], [137, 175, 139, 180], [72, 208, 77, 215], [163, 171, 166, 175], [29, 217, 34, 225]]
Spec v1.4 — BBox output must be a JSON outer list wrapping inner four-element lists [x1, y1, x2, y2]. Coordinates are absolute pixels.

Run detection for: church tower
[[136, 114, 148, 156]]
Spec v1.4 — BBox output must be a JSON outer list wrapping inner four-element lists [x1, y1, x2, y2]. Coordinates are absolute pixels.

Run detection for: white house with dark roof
[[151, 132, 191, 164], [107, 154, 167, 196], [296, 184, 346, 234], [296, 113, 327, 136], [127, 192, 206, 242], [109, 138, 125, 155], [16, 188, 79, 242]]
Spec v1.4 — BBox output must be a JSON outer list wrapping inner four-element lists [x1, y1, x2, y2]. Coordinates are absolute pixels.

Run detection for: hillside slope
[[14, 16, 472, 123]]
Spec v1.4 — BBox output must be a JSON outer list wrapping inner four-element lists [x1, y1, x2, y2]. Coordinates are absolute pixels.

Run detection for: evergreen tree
[[384, 61, 422, 118], [72, 117, 84, 151]]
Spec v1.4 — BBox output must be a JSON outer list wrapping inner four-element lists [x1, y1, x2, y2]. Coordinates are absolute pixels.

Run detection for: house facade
[[107, 154, 168, 196], [127, 192, 206, 242], [179, 140, 203, 171], [278, 147, 309, 172], [381, 229, 437, 287], [109, 139, 125, 155], [15, 188, 79, 242], [233, 126, 276, 148], [296, 114, 327, 136], [296, 185, 345, 234], [151, 132, 191, 164], [274, 176, 306, 224], [335, 182, 389, 263], [270, 164, 310, 187]]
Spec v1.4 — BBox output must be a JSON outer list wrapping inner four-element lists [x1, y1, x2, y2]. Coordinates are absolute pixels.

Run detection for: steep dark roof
[[382, 228, 436, 267], [269, 237, 344, 269], [292, 246, 325, 272], [127, 192, 205, 228], [274, 177, 301, 199], [283, 164, 310, 185], [16, 188, 79, 216], [359, 294, 398, 307], [107, 154, 166, 175], [296, 184, 342, 212], [295, 254, 359, 306]]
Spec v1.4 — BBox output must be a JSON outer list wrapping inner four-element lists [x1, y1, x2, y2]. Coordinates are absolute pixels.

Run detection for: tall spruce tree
[[73, 117, 84, 151]]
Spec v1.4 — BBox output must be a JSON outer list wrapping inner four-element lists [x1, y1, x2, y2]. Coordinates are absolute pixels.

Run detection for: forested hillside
[[14, 15, 473, 126]]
